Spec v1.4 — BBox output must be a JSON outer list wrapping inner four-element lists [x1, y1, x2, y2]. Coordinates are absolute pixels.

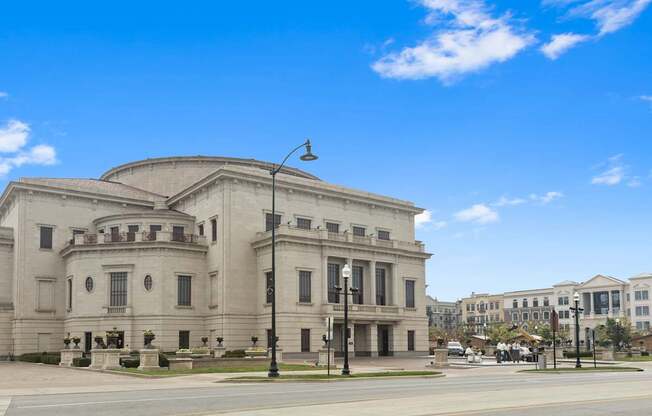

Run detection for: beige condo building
[[0, 156, 431, 358]]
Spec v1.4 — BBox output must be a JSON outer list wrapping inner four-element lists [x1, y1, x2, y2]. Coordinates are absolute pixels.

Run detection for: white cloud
[[372, 0, 535, 83], [627, 176, 642, 187], [492, 196, 527, 207], [454, 203, 499, 224], [0, 119, 30, 153], [431, 220, 448, 230], [0, 92, 7, 99], [591, 154, 629, 185], [415, 210, 433, 228], [530, 191, 564, 204], [0, 119, 58, 177], [541, 33, 590, 59], [570, 0, 652, 35]]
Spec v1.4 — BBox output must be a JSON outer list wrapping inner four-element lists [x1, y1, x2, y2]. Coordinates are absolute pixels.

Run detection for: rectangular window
[[326, 222, 340, 233], [523, 298, 528, 308], [352, 226, 366, 237], [177, 275, 192, 306], [67, 278, 72, 310], [148, 225, 162, 241], [127, 225, 139, 242], [211, 218, 217, 242], [405, 280, 415, 308], [635, 290, 649, 301], [377, 230, 390, 241], [636, 306, 650, 316], [172, 226, 185, 242], [593, 291, 609, 315], [198, 224, 204, 237], [543, 311, 550, 320], [40, 226, 53, 249], [543, 297, 549, 307], [301, 329, 310, 352], [376, 267, 387, 305], [110, 272, 128, 307], [533, 312, 539, 320], [265, 213, 281, 232], [299, 271, 311, 303], [110, 226, 120, 242], [352, 266, 364, 305], [265, 272, 273, 304], [407, 330, 415, 351], [327, 264, 340, 304], [513, 299, 518, 308], [178, 331, 190, 349], [612, 291, 621, 312], [296, 217, 312, 230], [523, 312, 529, 321], [533, 298, 539, 307]]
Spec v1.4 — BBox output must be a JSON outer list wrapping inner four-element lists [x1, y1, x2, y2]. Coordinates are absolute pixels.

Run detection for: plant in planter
[[94, 335, 104, 349], [216, 337, 224, 347], [143, 330, 156, 349], [106, 327, 120, 349], [63, 333, 72, 349], [201, 336, 209, 347], [72, 336, 81, 349], [251, 336, 258, 347]]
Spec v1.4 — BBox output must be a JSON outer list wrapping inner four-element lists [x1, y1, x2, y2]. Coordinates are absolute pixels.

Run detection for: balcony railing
[[69, 231, 207, 247], [253, 224, 426, 253]]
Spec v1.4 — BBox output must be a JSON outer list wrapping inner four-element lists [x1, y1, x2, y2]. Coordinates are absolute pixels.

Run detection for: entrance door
[[84, 332, 92, 353], [116, 331, 125, 349], [378, 326, 390, 356]]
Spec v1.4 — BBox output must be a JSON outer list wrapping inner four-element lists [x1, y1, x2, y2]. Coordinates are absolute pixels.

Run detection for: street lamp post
[[570, 292, 584, 369], [341, 264, 352, 376], [268, 140, 318, 378]]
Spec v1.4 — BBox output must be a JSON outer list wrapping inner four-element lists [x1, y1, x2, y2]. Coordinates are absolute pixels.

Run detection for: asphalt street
[[4, 369, 652, 416]]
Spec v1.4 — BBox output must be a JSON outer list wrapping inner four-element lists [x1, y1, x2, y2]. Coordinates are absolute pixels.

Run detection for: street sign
[[325, 316, 334, 341]]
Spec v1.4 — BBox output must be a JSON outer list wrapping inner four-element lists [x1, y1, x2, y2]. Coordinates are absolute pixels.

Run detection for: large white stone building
[[0, 156, 431, 358]]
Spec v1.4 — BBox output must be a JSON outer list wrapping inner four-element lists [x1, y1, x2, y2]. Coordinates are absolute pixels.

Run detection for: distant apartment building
[[462, 273, 652, 345], [460, 292, 504, 334], [426, 296, 462, 330]]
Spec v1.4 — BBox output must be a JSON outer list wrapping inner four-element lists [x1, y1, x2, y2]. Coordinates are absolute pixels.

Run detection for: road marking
[[0, 397, 11, 416]]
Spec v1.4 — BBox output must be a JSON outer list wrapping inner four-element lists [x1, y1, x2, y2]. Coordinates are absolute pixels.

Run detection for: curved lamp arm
[[271, 140, 312, 175]]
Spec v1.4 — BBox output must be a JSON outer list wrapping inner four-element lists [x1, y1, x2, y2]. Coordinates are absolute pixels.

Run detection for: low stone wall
[[191, 357, 269, 369]]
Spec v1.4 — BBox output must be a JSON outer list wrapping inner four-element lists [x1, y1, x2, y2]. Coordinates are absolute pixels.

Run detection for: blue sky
[[0, 1, 651, 299]]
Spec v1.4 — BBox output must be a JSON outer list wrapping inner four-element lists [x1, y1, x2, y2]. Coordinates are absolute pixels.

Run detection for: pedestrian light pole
[[267, 140, 318, 378], [570, 292, 584, 369], [336, 264, 357, 376]]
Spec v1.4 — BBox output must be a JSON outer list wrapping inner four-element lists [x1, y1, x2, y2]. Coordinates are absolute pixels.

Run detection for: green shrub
[[122, 359, 140, 368], [73, 357, 91, 367], [642, 351, 649, 356], [18, 352, 61, 364], [158, 354, 169, 368], [224, 349, 246, 358], [564, 351, 593, 358]]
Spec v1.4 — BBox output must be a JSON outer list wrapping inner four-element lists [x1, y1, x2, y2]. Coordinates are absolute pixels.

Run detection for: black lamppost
[[336, 264, 357, 376], [268, 140, 318, 378], [570, 292, 584, 369]]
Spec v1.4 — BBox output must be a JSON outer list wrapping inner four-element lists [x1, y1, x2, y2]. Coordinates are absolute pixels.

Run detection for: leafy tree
[[486, 323, 516, 344], [596, 318, 633, 350]]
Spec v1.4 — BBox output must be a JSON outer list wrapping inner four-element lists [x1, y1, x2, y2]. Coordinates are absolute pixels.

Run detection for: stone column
[[369, 324, 378, 357], [391, 263, 399, 306], [138, 349, 160, 370], [60, 349, 83, 367], [370, 261, 377, 306], [322, 255, 329, 305]]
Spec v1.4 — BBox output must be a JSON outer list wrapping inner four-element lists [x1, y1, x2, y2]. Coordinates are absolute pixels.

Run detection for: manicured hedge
[[564, 351, 594, 358], [122, 359, 140, 368], [224, 349, 246, 358], [158, 354, 169, 368], [18, 352, 61, 364], [73, 357, 91, 367]]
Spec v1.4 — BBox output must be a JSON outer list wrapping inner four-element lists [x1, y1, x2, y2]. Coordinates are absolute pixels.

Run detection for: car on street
[[447, 341, 465, 356]]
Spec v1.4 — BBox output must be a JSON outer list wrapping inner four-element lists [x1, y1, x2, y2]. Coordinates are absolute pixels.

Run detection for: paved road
[[4, 369, 652, 416]]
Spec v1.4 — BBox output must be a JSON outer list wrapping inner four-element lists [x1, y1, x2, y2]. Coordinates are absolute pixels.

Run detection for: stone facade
[[0, 156, 431, 358], [426, 296, 461, 330], [460, 292, 504, 334]]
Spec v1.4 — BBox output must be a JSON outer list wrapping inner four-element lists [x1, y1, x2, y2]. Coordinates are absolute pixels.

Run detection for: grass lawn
[[225, 371, 443, 382], [620, 356, 652, 362], [115, 363, 318, 377], [520, 366, 643, 373]]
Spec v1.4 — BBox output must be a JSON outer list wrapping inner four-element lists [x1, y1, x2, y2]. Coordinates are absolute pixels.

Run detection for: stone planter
[[169, 358, 193, 370], [138, 349, 160, 370], [144, 334, 155, 349], [213, 346, 226, 358], [614, 351, 629, 361], [60, 349, 82, 367], [430, 348, 449, 368], [318, 348, 335, 367]]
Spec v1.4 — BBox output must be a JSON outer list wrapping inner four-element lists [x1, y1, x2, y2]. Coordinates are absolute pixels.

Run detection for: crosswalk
[[0, 397, 10, 416]]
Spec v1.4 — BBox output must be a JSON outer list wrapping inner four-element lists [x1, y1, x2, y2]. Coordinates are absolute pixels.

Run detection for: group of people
[[495, 341, 524, 363]]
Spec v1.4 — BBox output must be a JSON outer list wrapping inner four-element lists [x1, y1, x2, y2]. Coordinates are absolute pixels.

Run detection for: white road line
[[0, 397, 11, 416]]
